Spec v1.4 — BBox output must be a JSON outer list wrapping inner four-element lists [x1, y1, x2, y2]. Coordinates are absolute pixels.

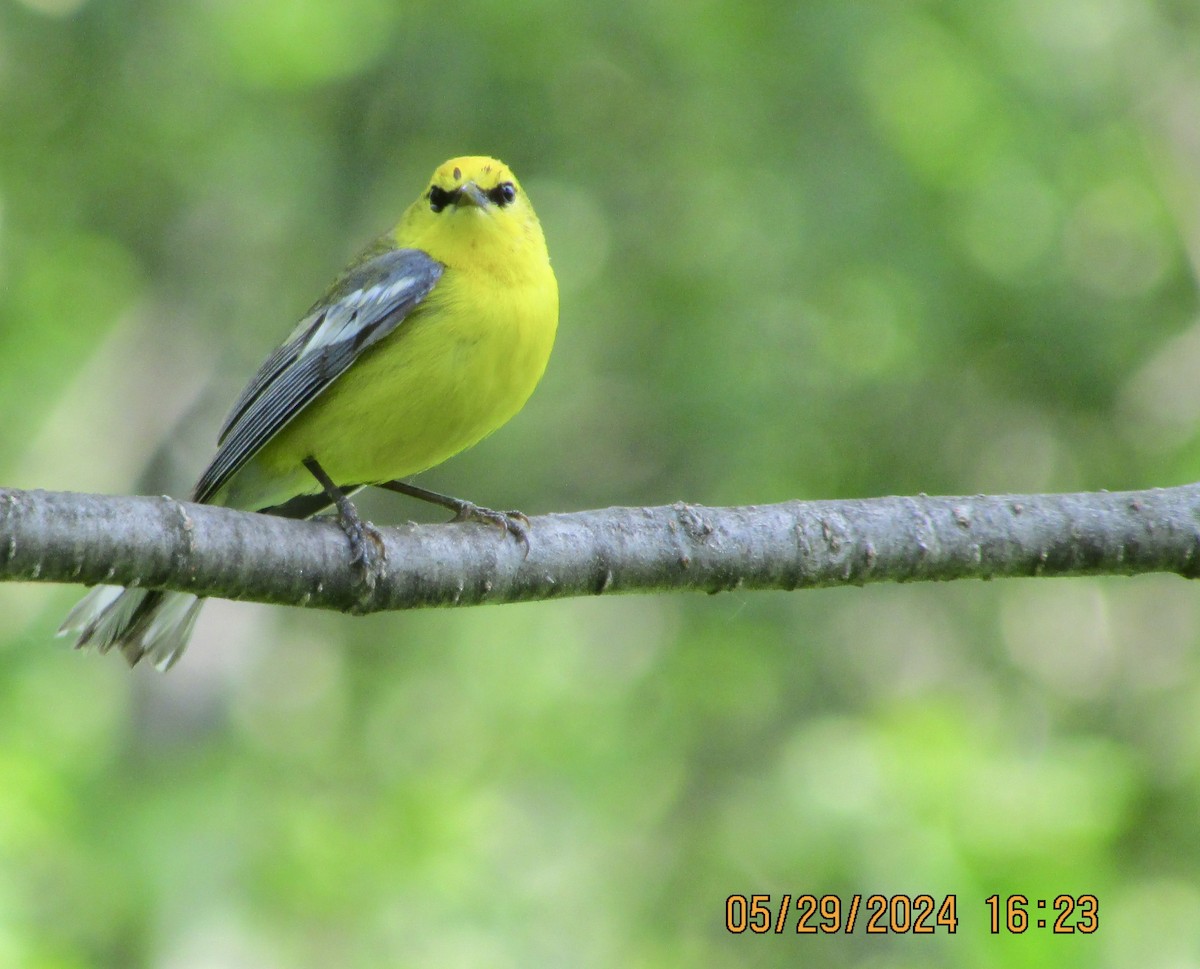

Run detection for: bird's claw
[[329, 513, 386, 604], [303, 456, 387, 602], [350, 519, 388, 586], [452, 502, 531, 557]]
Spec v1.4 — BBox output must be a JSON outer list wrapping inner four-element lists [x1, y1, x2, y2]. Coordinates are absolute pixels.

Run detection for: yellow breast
[[228, 262, 557, 509]]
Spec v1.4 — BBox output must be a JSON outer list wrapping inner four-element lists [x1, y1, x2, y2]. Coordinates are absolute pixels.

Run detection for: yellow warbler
[[61, 156, 558, 669]]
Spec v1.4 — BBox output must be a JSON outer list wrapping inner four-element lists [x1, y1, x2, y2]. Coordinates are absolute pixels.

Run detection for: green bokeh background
[[3, 0, 1200, 965]]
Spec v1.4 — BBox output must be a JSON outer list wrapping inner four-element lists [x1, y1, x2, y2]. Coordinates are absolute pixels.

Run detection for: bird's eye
[[488, 182, 517, 207], [429, 186, 454, 213]]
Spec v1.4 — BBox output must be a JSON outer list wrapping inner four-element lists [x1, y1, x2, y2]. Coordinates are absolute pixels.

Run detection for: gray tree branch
[[2, 484, 1199, 613]]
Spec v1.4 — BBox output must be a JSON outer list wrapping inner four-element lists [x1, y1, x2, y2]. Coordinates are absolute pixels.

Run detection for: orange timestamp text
[[725, 893, 959, 935]]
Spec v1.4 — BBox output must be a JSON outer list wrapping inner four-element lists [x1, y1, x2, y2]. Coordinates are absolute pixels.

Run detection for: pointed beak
[[454, 181, 488, 209]]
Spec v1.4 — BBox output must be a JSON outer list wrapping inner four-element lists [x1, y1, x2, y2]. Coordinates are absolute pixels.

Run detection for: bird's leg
[[303, 457, 387, 594], [376, 479, 530, 556]]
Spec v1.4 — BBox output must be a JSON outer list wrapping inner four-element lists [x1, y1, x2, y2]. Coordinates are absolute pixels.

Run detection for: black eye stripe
[[430, 180, 516, 212], [488, 182, 517, 206], [429, 185, 453, 213]]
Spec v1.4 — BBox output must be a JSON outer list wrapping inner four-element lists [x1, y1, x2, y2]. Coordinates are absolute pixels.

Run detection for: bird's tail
[[58, 586, 204, 671]]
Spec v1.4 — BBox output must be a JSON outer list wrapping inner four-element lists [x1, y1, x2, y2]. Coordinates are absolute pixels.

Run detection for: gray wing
[[192, 245, 444, 504]]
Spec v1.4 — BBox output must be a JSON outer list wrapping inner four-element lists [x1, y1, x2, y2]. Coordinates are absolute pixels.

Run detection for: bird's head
[[399, 156, 548, 276]]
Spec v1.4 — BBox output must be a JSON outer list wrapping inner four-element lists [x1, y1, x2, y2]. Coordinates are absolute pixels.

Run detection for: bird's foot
[[375, 479, 532, 558], [304, 456, 387, 601], [450, 501, 531, 557], [338, 510, 388, 594]]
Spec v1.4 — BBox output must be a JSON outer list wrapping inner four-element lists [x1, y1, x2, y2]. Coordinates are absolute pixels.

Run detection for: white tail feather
[[59, 585, 204, 671]]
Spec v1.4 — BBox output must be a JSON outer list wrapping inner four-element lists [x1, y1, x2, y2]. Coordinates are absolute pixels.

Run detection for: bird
[[60, 155, 559, 670]]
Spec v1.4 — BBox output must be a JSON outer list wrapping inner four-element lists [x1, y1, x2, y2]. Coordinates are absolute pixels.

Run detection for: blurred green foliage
[[2, 0, 1200, 965]]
